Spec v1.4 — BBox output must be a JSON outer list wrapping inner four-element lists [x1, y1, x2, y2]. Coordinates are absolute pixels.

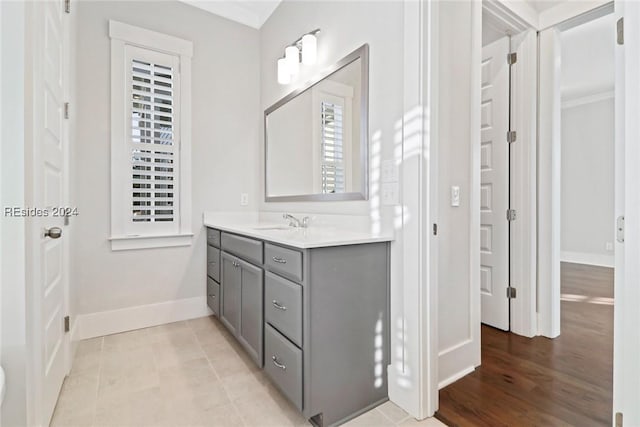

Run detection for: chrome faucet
[[283, 213, 310, 228]]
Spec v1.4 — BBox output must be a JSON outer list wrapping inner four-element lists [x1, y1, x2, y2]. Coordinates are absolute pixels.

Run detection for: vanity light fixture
[[277, 29, 320, 85]]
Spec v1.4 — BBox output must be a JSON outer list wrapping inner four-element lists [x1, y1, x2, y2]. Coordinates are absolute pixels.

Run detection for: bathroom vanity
[[204, 220, 392, 427]]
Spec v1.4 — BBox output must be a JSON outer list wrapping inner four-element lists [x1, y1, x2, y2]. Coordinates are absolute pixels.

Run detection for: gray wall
[[561, 97, 615, 264], [259, 0, 403, 216], [73, 1, 261, 314]]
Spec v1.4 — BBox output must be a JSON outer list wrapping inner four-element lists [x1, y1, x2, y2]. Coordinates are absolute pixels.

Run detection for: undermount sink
[[252, 225, 292, 231]]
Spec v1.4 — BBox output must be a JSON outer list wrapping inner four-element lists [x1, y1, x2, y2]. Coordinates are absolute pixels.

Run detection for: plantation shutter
[[126, 46, 180, 233], [320, 101, 345, 193]]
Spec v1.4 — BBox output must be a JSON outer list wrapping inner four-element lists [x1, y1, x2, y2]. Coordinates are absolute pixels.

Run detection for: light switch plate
[[451, 186, 460, 207], [381, 160, 399, 183], [240, 193, 249, 206], [382, 183, 399, 206]]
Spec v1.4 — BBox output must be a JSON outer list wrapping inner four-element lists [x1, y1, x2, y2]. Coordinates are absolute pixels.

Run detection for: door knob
[[44, 227, 62, 239]]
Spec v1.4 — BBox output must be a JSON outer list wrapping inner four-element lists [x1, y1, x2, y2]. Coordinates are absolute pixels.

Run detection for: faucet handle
[[302, 217, 310, 228]]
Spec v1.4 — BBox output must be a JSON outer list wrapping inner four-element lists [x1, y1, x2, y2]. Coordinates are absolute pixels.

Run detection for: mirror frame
[[264, 44, 369, 202]]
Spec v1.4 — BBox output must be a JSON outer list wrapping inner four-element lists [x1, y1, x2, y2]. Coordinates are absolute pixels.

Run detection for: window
[[312, 83, 353, 194], [109, 21, 193, 250], [320, 101, 346, 193]]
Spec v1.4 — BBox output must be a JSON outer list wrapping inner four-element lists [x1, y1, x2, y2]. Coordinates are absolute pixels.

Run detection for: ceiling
[[560, 12, 615, 100], [527, 0, 567, 13], [178, 0, 282, 29]]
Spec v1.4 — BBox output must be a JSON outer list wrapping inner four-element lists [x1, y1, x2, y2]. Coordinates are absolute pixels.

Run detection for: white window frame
[[311, 82, 354, 194], [109, 20, 193, 251]]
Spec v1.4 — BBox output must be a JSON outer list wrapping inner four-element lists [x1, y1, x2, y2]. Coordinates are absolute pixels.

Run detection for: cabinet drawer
[[264, 324, 303, 411], [265, 272, 302, 347], [207, 245, 220, 282], [207, 277, 220, 316], [207, 228, 221, 248], [265, 243, 302, 282], [221, 232, 263, 265]]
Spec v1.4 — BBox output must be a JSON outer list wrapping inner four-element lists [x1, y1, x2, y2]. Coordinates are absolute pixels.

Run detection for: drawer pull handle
[[232, 261, 240, 268], [272, 356, 286, 370], [272, 257, 287, 264], [272, 300, 287, 311]]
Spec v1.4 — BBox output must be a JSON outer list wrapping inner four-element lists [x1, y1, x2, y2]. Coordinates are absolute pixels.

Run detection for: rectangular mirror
[[265, 44, 369, 202]]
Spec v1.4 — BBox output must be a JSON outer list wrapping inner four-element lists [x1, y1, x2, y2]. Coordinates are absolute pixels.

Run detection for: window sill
[[109, 233, 193, 251]]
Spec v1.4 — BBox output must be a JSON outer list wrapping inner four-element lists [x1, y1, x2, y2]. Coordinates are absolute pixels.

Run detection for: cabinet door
[[220, 252, 241, 336], [238, 260, 264, 367]]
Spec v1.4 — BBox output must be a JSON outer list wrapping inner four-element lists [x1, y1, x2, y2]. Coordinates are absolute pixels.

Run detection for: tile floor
[[52, 316, 446, 427]]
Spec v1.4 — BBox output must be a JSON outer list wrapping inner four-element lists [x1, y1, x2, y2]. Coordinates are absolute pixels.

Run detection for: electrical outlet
[[381, 160, 399, 183], [381, 183, 399, 206], [606, 242, 614, 251], [240, 193, 249, 206]]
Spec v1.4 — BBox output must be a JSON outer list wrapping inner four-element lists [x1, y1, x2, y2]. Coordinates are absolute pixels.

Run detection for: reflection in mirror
[[265, 45, 368, 202]]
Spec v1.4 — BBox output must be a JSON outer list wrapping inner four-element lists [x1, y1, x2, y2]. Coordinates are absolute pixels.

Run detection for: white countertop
[[203, 215, 394, 249]]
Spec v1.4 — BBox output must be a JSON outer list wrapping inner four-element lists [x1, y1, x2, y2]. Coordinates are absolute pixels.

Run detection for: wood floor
[[435, 262, 614, 427]]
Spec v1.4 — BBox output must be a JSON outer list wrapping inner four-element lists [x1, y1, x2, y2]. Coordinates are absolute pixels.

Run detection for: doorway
[[436, 4, 616, 426]]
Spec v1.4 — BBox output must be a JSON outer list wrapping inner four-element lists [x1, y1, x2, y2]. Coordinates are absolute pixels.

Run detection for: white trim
[[109, 233, 194, 251], [438, 366, 475, 390], [109, 21, 193, 251], [108, 20, 193, 57], [537, 28, 562, 339], [75, 296, 212, 340], [561, 90, 615, 109], [560, 251, 614, 268], [538, 0, 612, 31]]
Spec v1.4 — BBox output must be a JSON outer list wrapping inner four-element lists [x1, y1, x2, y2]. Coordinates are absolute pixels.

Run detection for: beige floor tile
[[102, 328, 156, 352], [75, 337, 104, 358], [398, 417, 448, 426], [234, 388, 310, 427], [50, 402, 95, 427], [152, 338, 205, 369], [376, 401, 412, 424], [187, 315, 220, 332], [97, 369, 160, 402], [208, 346, 259, 378], [57, 371, 99, 408], [342, 408, 395, 427], [100, 345, 157, 377], [69, 353, 100, 378], [220, 370, 270, 401], [94, 387, 165, 427]]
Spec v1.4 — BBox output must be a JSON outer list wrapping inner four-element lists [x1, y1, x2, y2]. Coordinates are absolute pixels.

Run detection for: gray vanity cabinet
[[237, 258, 263, 366], [206, 227, 390, 427], [219, 235, 264, 368], [206, 230, 221, 316]]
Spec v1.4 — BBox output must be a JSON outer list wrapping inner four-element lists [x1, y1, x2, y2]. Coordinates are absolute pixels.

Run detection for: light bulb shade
[[285, 46, 300, 75], [277, 58, 291, 85], [301, 34, 317, 65]]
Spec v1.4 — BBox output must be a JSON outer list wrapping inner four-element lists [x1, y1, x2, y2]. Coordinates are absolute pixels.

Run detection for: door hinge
[[617, 215, 625, 243], [507, 209, 517, 221], [507, 52, 517, 65], [507, 131, 517, 143], [507, 287, 517, 299], [64, 316, 70, 333], [615, 412, 623, 427], [617, 18, 624, 45], [64, 102, 70, 119], [65, 0, 70, 13], [433, 223, 438, 236]]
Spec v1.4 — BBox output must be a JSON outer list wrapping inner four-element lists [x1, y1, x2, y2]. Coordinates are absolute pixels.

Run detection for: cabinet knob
[[272, 256, 287, 264]]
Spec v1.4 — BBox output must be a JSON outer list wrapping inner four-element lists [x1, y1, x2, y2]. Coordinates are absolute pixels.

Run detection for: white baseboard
[[560, 251, 614, 268], [438, 365, 475, 390], [75, 296, 212, 340]]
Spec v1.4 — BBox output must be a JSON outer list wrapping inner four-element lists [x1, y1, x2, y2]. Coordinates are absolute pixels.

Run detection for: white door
[[613, 1, 640, 424], [480, 36, 510, 331], [28, 0, 70, 425]]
